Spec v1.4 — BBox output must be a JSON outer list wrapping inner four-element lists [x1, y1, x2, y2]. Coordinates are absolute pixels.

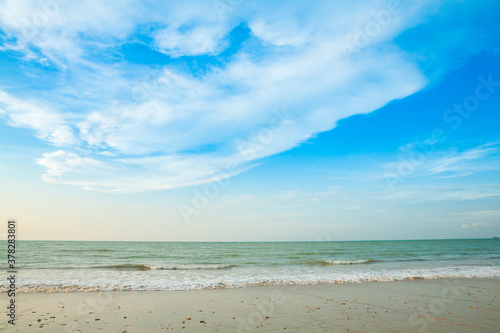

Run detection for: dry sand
[[2, 278, 499, 332]]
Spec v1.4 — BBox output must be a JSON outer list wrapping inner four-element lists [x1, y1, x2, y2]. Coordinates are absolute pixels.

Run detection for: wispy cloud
[[0, 0, 449, 192], [383, 143, 500, 181], [0, 91, 78, 146], [382, 184, 500, 202], [461, 222, 489, 229], [427, 144, 499, 176]]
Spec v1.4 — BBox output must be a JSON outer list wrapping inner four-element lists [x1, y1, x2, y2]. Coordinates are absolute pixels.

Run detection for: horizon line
[[6, 237, 498, 243]]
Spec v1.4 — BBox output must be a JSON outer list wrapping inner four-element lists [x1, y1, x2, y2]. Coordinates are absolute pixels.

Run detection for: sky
[[0, 0, 499, 241]]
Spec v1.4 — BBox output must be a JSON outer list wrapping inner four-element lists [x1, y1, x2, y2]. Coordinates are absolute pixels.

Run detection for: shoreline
[[3, 278, 499, 332], [6, 274, 500, 294]]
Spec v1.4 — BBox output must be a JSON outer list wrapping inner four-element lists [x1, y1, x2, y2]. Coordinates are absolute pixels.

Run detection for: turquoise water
[[1, 239, 499, 292]]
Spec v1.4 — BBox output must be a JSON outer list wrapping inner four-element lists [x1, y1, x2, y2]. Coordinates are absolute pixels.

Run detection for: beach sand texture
[[3, 278, 499, 332]]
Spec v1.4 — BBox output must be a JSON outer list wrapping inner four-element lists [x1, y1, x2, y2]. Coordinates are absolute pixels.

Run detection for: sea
[[1, 239, 499, 292]]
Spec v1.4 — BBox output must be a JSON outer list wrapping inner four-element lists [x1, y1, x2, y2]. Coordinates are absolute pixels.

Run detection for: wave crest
[[324, 259, 373, 265], [150, 264, 236, 270], [95, 264, 236, 271]]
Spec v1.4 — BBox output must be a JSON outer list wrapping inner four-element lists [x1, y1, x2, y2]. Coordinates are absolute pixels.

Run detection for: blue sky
[[0, 0, 499, 241]]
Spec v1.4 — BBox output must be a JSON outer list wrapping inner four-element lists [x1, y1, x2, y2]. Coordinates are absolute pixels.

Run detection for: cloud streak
[[461, 222, 489, 229]]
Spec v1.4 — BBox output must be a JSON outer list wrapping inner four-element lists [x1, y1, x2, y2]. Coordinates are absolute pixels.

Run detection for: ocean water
[[1, 239, 499, 292]]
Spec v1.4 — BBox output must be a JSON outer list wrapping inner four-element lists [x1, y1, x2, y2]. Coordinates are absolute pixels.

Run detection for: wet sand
[[3, 278, 499, 332]]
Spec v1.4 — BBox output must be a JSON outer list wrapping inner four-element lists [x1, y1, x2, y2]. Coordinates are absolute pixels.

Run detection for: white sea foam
[[2, 265, 499, 293]]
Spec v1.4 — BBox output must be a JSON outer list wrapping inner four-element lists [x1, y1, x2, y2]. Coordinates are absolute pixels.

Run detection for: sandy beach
[[3, 278, 499, 332]]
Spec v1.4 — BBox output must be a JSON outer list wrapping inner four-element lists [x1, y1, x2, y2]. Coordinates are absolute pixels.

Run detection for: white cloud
[[0, 91, 78, 146], [155, 24, 229, 57], [459, 210, 500, 218], [0, 0, 440, 192], [384, 143, 500, 182], [428, 145, 499, 176], [461, 222, 489, 229], [37, 150, 105, 180], [382, 184, 500, 202]]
